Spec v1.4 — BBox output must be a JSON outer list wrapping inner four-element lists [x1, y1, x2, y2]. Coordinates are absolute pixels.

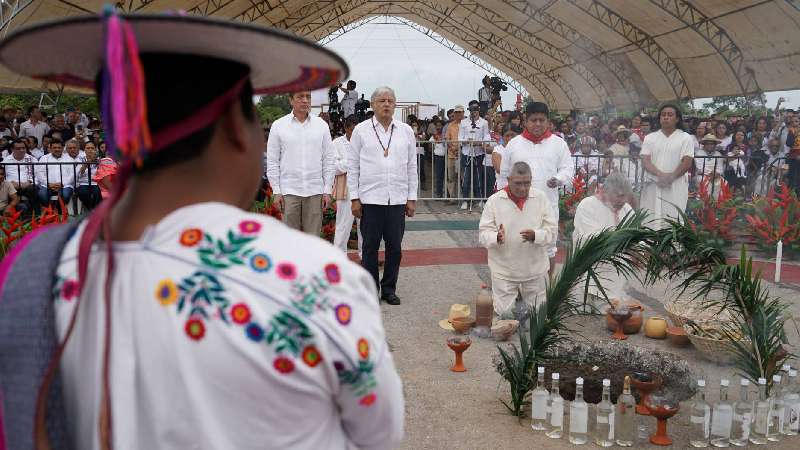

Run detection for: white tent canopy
[[1, 0, 799, 111]]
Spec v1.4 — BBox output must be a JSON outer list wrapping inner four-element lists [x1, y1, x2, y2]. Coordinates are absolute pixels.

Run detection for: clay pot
[[604, 301, 644, 334], [451, 316, 475, 334], [645, 317, 668, 339], [666, 326, 689, 347]]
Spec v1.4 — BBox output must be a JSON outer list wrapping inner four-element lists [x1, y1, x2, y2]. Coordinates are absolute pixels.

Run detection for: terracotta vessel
[[644, 317, 668, 339], [447, 336, 471, 372], [451, 317, 475, 334], [630, 372, 662, 416], [645, 395, 679, 446], [604, 301, 644, 334], [608, 307, 632, 340], [666, 326, 689, 347]]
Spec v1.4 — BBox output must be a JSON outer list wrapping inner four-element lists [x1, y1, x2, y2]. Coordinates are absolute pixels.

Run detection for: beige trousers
[[491, 274, 547, 317], [446, 157, 458, 199], [283, 194, 323, 236]]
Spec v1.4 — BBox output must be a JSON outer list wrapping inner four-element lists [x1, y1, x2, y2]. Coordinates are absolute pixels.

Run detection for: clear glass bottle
[[569, 377, 589, 444], [531, 366, 550, 431], [690, 379, 711, 447], [615, 375, 637, 447], [546, 373, 564, 438], [767, 374, 784, 441], [710, 378, 733, 447], [785, 369, 800, 436], [730, 378, 752, 447], [594, 378, 615, 447], [750, 377, 769, 445]]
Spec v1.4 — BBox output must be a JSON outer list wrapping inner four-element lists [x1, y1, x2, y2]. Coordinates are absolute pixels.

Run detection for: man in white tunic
[[499, 102, 574, 274], [348, 87, 418, 306], [267, 91, 336, 236], [479, 162, 557, 318], [0, 13, 403, 450], [332, 115, 362, 255], [573, 173, 634, 308], [640, 104, 694, 228]]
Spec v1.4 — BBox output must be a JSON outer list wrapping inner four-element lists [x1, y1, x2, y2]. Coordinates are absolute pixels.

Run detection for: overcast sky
[[310, 21, 799, 117]]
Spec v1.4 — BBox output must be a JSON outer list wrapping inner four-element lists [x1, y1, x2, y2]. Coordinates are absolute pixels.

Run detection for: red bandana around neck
[[522, 128, 552, 145], [504, 186, 528, 210]]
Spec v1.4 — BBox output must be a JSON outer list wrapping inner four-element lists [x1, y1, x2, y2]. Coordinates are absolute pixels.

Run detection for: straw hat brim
[[0, 14, 348, 95], [438, 319, 456, 331]]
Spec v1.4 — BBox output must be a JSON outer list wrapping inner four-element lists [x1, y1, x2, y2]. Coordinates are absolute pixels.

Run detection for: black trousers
[[360, 203, 405, 297]]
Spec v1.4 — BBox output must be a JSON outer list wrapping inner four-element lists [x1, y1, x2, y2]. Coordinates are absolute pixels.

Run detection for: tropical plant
[[745, 184, 800, 254], [687, 177, 738, 252]]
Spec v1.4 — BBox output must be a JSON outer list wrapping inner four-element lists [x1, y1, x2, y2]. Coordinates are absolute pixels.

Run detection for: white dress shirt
[[18, 119, 50, 144], [458, 116, 490, 156], [266, 112, 335, 197], [2, 153, 36, 184], [36, 152, 76, 187], [348, 118, 418, 205]]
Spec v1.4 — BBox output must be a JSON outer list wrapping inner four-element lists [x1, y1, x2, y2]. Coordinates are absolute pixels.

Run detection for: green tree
[[701, 94, 766, 116], [256, 95, 291, 124], [0, 92, 99, 116]]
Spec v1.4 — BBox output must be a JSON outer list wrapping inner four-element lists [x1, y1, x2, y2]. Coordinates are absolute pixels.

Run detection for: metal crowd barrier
[[411, 141, 788, 204], [1, 160, 99, 214]]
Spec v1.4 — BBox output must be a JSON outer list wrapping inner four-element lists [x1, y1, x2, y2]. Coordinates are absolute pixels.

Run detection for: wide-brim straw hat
[[613, 125, 631, 136], [439, 304, 471, 330], [0, 13, 348, 94], [700, 133, 722, 144]]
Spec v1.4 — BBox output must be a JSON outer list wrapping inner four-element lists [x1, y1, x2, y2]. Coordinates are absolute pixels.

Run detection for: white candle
[[775, 240, 783, 283]]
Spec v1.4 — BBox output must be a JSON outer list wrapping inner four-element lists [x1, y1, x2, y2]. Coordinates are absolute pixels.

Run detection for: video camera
[[355, 95, 370, 123], [328, 85, 344, 136], [489, 76, 508, 98]]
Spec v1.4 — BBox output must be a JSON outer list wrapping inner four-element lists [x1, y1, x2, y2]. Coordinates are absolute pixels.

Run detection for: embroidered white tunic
[[640, 129, 694, 228], [52, 202, 404, 450]]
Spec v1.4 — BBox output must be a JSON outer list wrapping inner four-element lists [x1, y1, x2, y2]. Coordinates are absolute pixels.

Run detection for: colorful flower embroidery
[[196, 229, 257, 269], [231, 303, 251, 325], [185, 318, 206, 341], [238, 220, 262, 235], [276, 262, 298, 280], [359, 393, 377, 407], [156, 279, 179, 306], [335, 304, 352, 325], [177, 271, 230, 322], [266, 311, 313, 355], [246, 323, 265, 342], [274, 356, 295, 374], [289, 272, 334, 315], [180, 228, 203, 247], [358, 338, 370, 359], [324, 263, 341, 284], [249, 253, 272, 273], [61, 279, 80, 301], [302, 345, 323, 367]]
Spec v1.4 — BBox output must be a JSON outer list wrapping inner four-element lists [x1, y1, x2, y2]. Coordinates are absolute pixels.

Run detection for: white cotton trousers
[[334, 199, 362, 256], [491, 274, 547, 317]]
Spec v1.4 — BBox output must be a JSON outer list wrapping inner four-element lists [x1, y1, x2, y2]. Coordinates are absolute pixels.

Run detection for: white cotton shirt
[[341, 90, 359, 118], [430, 136, 446, 157], [497, 133, 575, 222], [36, 152, 76, 187], [1, 153, 36, 183], [478, 188, 557, 281], [347, 118, 418, 205], [53, 202, 404, 450], [640, 129, 694, 227], [18, 119, 50, 143], [266, 112, 335, 197], [458, 117, 491, 156]]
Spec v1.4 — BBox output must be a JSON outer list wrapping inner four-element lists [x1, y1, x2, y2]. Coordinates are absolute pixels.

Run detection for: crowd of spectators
[[0, 104, 117, 217]]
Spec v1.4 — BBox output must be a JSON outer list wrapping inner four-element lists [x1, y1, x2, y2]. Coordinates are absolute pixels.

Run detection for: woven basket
[[685, 328, 739, 364], [665, 300, 730, 327]]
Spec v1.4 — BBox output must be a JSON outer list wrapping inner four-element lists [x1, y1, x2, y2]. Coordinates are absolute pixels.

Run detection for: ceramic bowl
[[666, 326, 690, 347], [451, 316, 476, 334]]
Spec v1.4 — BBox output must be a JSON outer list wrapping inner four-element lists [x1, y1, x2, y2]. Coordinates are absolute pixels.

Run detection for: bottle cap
[[782, 364, 791, 371], [480, 283, 488, 289], [741, 378, 750, 386], [773, 375, 782, 383], [537, 366, 544, 374], [552, 373, 560, 380], [720, 379, 729, 387], [697, 379, 705, 387], [603, 379, 610, 387], [576, 377, 584, 385], [790, 370, 797, 377], [758, 377, 767, 385]]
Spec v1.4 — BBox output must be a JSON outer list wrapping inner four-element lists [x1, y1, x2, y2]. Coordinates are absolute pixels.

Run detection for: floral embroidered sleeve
[[331, 268, 405, 450]]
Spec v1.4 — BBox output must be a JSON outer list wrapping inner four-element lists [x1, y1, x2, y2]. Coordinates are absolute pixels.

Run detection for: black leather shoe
[[381, 293, 402, 305]]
